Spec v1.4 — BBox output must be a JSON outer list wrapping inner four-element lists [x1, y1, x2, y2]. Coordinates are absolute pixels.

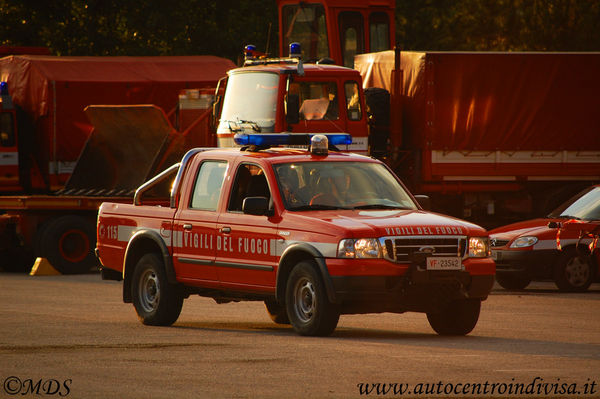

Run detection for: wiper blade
[[352, 204, 406, 210], [238, 119, 261, 132], [288, 204, 351, 211]]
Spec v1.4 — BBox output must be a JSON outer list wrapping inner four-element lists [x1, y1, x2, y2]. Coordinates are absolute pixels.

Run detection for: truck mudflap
[[330, 270, 495, 315], [65, 105, 187, 194]]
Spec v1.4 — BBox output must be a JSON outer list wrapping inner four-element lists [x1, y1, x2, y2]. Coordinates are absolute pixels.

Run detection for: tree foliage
[[1, 0, 599, 61]]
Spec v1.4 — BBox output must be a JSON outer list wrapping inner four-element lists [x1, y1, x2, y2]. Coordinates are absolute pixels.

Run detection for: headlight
[[510, 236, 538, 248], [468, 237, 490, 258], [337, 238, 381, 258]]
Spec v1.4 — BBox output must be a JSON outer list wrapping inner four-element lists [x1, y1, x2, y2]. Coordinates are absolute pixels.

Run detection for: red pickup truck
[[96, 134, 495, 336]]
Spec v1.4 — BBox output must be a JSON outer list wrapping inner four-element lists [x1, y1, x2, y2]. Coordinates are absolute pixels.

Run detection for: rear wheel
[[495, 273, 531, 290], [554, 247, 595, 292], [40, 215, 97, 274], [427, 299, 481, 336], [264, 300, 290, 325], [132, 253, 183, 326], [285, 261, 340, 336]]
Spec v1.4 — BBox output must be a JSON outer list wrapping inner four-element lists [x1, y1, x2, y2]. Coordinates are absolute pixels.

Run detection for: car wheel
[[285, 261, 340, 336], [495, 272, 531, 290], [554, 248, 595, 292], [426, 299, 481, 336], [264, 300, 290, 325], [132, 253, 183, 326]]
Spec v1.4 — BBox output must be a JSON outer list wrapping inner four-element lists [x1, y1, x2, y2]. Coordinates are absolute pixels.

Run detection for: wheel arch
[[275, 243, 337, 304], [122, 230, 175, 303]]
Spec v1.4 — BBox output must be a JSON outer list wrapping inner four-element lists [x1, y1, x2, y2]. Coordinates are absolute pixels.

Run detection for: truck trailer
[[355, 50, 600, 227], [0, 54, 234, 273]]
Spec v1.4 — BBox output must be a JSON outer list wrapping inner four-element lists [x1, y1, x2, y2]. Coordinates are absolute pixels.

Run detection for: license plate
[[426, 257, 462, 270]]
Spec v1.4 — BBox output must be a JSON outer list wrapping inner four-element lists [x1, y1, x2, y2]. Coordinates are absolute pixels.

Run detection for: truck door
[[215, 163, 279, 291], [172, 159, 228, 286]]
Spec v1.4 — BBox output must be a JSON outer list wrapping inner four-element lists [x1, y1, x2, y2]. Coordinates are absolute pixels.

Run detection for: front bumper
[[492, 248, 557, 278], [331, 269, 495, 315]]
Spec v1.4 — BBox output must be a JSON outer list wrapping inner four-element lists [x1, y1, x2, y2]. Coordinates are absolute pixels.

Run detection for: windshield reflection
[[274, 161, 417, 211]]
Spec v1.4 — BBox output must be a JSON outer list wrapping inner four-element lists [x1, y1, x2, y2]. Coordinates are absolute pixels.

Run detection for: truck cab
[[277, 0, 395, 67], [216, 47, 369, 155]]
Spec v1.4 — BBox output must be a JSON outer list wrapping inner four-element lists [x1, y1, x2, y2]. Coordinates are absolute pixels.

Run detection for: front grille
[[490, 238, 509, 248], [381, 236, 467, 263]]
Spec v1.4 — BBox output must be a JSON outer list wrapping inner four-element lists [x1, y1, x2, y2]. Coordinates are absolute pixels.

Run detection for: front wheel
[[132, 253, 183, 326], [554, 248, 595, 292], [427, 299, 481, 336], [285, 261, 340, 336]]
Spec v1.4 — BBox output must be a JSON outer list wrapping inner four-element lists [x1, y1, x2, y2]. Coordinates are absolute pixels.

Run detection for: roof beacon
[[289, 42, 301, 59], [310, 134, 329, 156], [244, 45, 257, 61]]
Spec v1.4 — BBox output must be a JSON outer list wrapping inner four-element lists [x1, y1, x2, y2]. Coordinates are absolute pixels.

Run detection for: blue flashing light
[[244, 44, 257, 60], [0, 82, 8, 96], [289, 42, 301, 59], [234, 133, 352, 147]]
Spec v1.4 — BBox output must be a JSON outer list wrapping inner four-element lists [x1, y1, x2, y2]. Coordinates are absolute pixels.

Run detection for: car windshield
[[273, 161, 417, 211], [219, 72, 278, 132], [549, 186, 600, 221]]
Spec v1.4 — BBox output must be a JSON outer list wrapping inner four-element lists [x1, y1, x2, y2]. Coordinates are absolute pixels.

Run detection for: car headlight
[[510, 236, 538, 248], [337, 238, 381, 258], [468, 237, 490, 258]]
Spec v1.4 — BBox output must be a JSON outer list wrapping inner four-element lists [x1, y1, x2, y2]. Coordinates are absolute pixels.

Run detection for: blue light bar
[[234, 133, 352, 147], [0, 82, 8, 95], [244, 44, 257, 60]]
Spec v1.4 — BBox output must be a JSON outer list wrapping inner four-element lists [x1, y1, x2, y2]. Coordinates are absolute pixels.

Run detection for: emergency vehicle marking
[[384, 226, 465, 235]]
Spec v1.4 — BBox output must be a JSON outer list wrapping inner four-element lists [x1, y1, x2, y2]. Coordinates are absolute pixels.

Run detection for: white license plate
[[426, 257, 462, 270]]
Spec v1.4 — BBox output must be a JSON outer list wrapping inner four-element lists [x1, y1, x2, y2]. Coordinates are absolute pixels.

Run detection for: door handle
[[220, 227, 231, 234], [183, 223, 193, 230]]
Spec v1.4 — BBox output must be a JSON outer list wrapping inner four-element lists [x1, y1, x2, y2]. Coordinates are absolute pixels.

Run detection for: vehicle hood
[[488, 218, 554, 240], [282, 209, 486, 238]]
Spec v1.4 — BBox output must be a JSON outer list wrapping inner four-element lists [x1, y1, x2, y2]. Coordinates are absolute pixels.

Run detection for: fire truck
[[277, 0, 600, 229]]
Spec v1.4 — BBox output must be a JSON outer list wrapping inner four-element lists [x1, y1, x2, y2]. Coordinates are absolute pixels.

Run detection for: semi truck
[[276, 0, 600, 228], [0, 54, 234, 273]]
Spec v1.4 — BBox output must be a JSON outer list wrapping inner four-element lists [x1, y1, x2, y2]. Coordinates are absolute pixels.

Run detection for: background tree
[[1, 0, 600, 60]]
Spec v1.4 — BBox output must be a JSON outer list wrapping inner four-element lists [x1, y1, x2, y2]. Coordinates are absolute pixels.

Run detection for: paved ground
[[0, 273, 599, 398]]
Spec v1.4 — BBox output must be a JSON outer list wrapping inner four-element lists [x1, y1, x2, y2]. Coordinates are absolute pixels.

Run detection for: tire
[[427, 299, 481, 336], [554, 247, 595, 292], [285, 261, 340, 336], [264, 300, 290, 325], [132, 253, 183, 326], [495, 273, 531, 290], [40, 215, 97, 274]]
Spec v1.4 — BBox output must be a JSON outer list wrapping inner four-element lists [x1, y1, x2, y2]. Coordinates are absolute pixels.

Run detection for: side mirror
[[242, 196, 269, 216], [211, 95, 222, 130], [414, 195, 431, 210], [286, 94, 300, 125]]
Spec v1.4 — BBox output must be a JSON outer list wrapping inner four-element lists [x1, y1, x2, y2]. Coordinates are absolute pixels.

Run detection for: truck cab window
[[369, 12, 390, 53], [228, 164, 270, 212], [0, 112, 15, 147], [338, 11, 364, 68], [190, 161, 227, 211], [344, 81, 362, 121], [282, 4, 329, 61], [298, 82, 338, 121]]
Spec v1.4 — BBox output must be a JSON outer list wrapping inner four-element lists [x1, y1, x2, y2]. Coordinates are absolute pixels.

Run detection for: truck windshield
[[274, 161, 417, 211], [282, 4, 329, 61], [219, 72, 278, 132]]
